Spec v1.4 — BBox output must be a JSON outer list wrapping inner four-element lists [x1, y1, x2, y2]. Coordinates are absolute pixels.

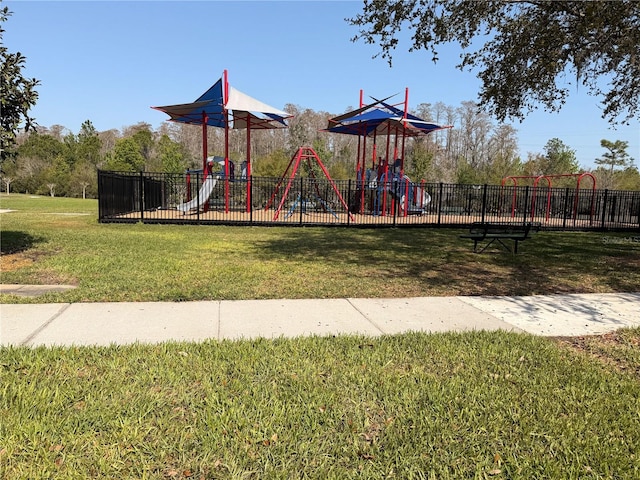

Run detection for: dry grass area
[[553, 329, 640, 379], [0, 252, 34, 272]]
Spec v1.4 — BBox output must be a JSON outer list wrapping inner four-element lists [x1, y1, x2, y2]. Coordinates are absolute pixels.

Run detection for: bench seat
[[460, 222, 540, 253]]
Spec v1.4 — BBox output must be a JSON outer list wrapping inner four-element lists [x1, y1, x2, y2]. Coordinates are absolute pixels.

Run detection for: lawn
[[1, 194, 639, 479], [1, 194, 639, 304], [2, 331, 639, 479]]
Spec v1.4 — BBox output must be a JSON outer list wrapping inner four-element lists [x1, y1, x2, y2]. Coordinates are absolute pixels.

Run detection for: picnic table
[[460, 221, 541, 254]]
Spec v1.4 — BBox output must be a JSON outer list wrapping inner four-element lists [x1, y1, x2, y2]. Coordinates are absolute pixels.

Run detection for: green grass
[[2, 194, 639, 478], [1, 194, 639, 304], [2, 331, 640, 479]]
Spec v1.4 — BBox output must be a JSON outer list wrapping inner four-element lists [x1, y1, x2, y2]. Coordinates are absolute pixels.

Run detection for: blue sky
[[5, 0, 639, 170]]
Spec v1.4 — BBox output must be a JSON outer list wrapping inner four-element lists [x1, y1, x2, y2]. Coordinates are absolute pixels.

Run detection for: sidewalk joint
[[20, 303, 72, 346], [346, 298, 386, 335]]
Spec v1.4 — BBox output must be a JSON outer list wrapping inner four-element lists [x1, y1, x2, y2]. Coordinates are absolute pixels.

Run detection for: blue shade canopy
[[324, 98, 451, 137], [152, 78, 290, 130]]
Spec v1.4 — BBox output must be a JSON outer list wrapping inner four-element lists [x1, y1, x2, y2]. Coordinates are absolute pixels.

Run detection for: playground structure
[[153, 70, 290, 214], [324, 88, 450, 217], [353, 159, 432, 217], [501, 173, 597, 224], [98, 72, 639, 231], [265, 146, 355, 221], [154, 77, 451, 220]]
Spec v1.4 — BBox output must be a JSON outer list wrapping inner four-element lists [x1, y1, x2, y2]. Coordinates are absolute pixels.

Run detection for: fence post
[[97, 170, 103, 220], [299, 176, 304, 225], [139, 171, 144, 222], [600, 189, 608, 229], [437, 183, 443, 225], [522, 186, 530, 224], [610, 194, 617, 223], [393, 187, 398, 227], [196, 172, 201, 224], [562, 187, 569, 229], [249, 175, 254, 224], [481, 184, 487, 223], [347, 179, 352, 227]]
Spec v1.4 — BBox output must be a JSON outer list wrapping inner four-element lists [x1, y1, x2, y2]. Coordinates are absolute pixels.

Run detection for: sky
[[4, 0, 639, 170]]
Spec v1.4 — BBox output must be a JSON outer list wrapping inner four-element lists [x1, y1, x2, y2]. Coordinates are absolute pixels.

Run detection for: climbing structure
[[265, 146, 355, 222]]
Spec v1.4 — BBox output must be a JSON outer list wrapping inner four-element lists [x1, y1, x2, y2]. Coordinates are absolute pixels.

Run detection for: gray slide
[[177, 176, 218, 213]]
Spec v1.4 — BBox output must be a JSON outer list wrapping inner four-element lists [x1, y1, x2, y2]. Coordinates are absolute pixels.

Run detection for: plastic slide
[[177, 176, 218, 213]]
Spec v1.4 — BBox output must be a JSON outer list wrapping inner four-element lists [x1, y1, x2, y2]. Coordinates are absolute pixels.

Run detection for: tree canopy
[[595, 140, 633, 173], [348, 0, 640, 124], [1, 7, 40, 166]]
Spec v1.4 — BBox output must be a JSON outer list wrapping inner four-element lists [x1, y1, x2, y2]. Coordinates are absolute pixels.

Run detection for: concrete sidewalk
[[1, 292, 638, 347]]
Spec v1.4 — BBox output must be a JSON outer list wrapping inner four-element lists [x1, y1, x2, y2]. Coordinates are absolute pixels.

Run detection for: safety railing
[[98, 170, 640, 231]]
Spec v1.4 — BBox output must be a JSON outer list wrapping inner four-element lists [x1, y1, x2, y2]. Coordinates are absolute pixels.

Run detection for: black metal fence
[[98, 170, 640, 231]]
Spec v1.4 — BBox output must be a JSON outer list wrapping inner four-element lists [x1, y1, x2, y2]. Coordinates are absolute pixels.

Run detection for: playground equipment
[[178, 156, 237, 213], [177, 175, 219, 213], [501, 173, 596, 223], [265, 146, 355, 222], [324, 88, 450, 216], [362, 163, 432, 216], [153, 70, 290, 213]]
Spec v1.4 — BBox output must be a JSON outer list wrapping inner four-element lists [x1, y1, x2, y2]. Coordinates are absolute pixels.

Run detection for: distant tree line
[[1, 101, 638, 197], [2, 2, 638, 197]]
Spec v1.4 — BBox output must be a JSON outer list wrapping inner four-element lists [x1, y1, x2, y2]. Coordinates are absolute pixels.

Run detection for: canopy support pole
[[202, 111, 210, 213], [246, 113, 252, 213], [223, 69, 230, 213], [202, 111, 208, 178]]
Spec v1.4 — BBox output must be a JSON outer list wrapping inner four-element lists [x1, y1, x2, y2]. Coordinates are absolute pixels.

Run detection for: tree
[[1, 7, 40, 166], [76, 120, 102, 167], [348, 1, 640, 124], [71, 161, 95, 198], [614, 166, 640, 191], [156, 134, 187, 173], [252, 149, 290, 178], [2, 176, 12, 193], [104, 138, 145, 172], [542, 138, 579, 175], [595, 139, 633, 173], [594, 139, 634, 190]]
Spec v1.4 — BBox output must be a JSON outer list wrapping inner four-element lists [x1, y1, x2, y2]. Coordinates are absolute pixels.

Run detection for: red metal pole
[[223, 70, 230, 213], [578, 173, 597, 225], [401, 87, 408, 174], [385, 127, 392, 216], [404, 178, 409, 217], [532, 175, 544, 221], [246, 113, 252, 213], [360, 133, 367, 213], [544, 176, 552, 222], [202, 110, 210, 213], [310, 147, 355, 222], [273, 148, 304, 220], [202, 111, 208, 178], [264, 150, 298, 211]]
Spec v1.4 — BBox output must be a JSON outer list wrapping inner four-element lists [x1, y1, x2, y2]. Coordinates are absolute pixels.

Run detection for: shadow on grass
[[0, 231, 43, 255], [251, 228, 640, 296]]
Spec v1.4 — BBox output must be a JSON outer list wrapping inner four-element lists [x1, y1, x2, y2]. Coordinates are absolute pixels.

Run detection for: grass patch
[[2, 195, 639, 478], [2, 330, 640, 479], [1, 194, 638, 304]]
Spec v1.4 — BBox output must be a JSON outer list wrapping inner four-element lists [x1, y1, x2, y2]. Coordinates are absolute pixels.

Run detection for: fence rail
[[98, 170, 640, 231]]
